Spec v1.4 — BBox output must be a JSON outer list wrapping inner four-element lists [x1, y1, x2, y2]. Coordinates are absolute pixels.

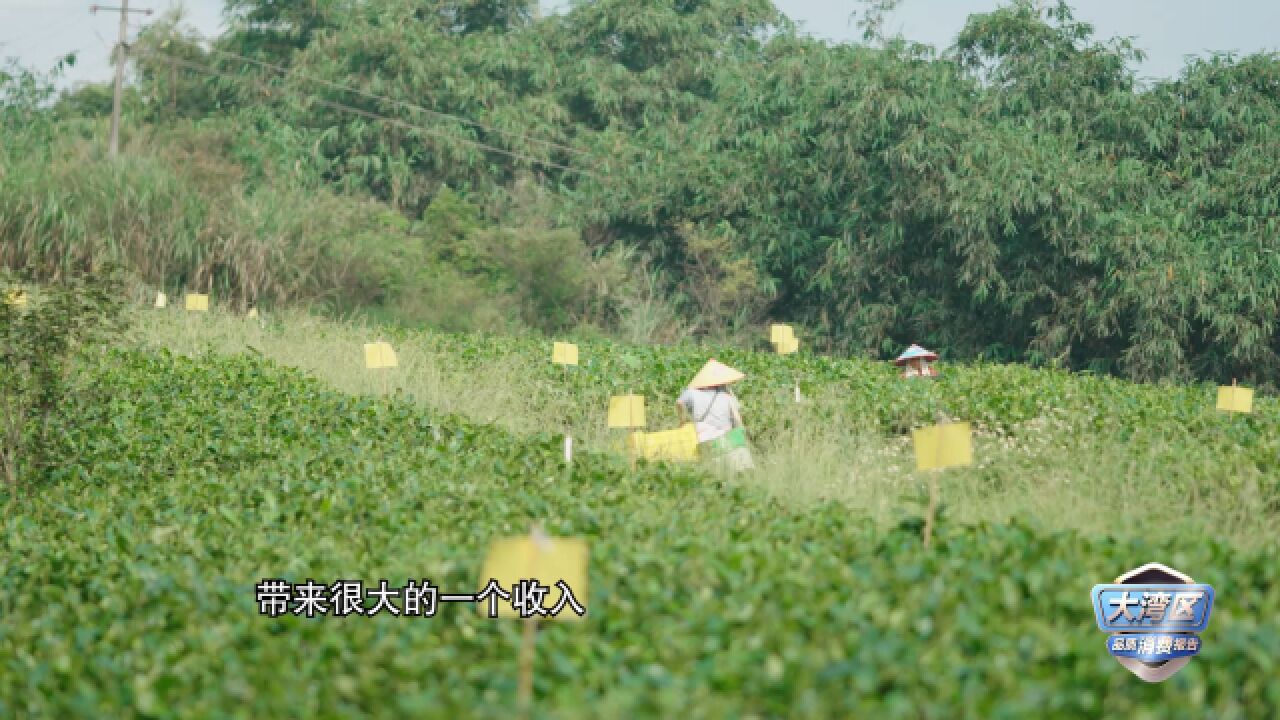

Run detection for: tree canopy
[[8, 0, 1280, 385]]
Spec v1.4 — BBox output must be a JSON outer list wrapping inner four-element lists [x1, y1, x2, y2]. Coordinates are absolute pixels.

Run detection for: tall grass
[[131, 305, 1280, 549], [0, 126, 402, 310], [0, 124, 698, 343]]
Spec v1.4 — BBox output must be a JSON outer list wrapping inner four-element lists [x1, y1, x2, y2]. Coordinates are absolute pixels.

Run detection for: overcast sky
[[3, 0, 1278, 91]]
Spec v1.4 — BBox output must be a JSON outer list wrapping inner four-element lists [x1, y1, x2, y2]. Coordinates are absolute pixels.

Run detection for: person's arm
[[676, 389, 690, 423], [729, 395, 745, 429]]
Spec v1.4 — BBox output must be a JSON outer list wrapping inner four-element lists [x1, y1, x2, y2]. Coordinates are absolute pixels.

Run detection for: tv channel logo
[[1091, 562, 1214, 683]]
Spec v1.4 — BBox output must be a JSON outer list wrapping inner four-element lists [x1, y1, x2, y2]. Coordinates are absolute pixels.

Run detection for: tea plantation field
[[143, 308, 1280, 545], [2, 312, 1279, 718]]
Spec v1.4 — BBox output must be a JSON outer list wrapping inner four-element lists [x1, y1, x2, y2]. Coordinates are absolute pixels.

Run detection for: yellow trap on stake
[[479, 527, 588, 718], [607, 395, 645, 429], [1216, 385, 1253, 414], [770, 324, 798, 355], [913, 422, 973, 471], [184, 293, 209, 312], [912, 420, 974, 550], [478, 533, 588, 622], [551, 341, 578, 366], [363, 342, 398, 370]]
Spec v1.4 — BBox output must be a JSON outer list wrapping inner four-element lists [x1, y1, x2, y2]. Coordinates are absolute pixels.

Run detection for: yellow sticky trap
[[770, 324, 794, 343], [775, 335, 799, 355], [1217, 386, 1253, 414], [247, 308, 259, 319], [552, 341, 578, 366], [913, 422, 973, 471], [184, 293, 209, 312], [4, 289, 28, 307], [479, 535, 588, 621], [363, 342, 398, 369], [629, 424, 699, 462], [155, 292, 167, 308], [607, 395, 645, 428]]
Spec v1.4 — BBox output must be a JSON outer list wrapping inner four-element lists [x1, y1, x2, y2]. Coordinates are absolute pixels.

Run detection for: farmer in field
[[896, 344, 939, 379], [677, 359, 755, 472]]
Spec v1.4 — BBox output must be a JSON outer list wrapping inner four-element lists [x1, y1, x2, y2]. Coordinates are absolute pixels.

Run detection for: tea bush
[[1, 348, 1277, 718], [140, 306, 1280, 545], [0, 270, 129, 492]]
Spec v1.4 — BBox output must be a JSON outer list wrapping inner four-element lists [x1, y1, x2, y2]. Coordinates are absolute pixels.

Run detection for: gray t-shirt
[[678, 386, 740, 442]]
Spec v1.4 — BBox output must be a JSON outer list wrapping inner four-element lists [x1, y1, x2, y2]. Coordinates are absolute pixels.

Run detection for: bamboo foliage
[[5, 0, 1280, 386]]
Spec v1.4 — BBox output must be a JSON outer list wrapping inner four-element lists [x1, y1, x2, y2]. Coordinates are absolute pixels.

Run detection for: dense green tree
[[5, 0, 1280, 385], [222, 0, 350, 62]]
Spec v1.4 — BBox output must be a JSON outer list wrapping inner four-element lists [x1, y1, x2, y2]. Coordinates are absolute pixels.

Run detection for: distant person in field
[[677, 359, 754, 472], [896, 344, 939, 379]]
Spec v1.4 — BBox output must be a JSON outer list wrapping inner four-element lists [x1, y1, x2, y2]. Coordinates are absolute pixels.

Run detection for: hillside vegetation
[[2, 305, 1278, 717], [3, 0, 1280, 385]]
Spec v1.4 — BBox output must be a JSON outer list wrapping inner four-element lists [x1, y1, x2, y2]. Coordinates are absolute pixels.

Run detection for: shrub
[[0, 268, 129, 493]]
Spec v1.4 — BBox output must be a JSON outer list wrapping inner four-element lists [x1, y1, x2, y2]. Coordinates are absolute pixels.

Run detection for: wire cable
[[137, 47, 601, 179], [0, 13, 91, 60], [181, 30, 596, 161]]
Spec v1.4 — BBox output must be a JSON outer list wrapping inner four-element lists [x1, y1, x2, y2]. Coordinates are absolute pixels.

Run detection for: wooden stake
[[628, 387, 638, 471], [923, 413, 947, 550], [517, 615, 538, 718], [379, 344, 388, 395], [378, 339, 390, 396], [923, 471, 939, 550], [516, 523, 550, 718], [562, 365, 572, 464]]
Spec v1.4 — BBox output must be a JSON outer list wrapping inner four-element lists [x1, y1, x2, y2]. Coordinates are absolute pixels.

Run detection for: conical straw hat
[[894, 344, 938, 366], [689, 359, 745, 389]]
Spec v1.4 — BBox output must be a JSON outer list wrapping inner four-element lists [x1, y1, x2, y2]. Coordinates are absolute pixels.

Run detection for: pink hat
[[893, 344, 939, 366]]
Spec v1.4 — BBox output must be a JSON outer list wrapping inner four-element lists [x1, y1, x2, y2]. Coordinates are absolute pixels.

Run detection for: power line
[[91, 26, 114, 51], [189, 37, 597, 161], [136, 47, 601, 180], [142, 48, 594, 178], [0, 15, 91, 60]]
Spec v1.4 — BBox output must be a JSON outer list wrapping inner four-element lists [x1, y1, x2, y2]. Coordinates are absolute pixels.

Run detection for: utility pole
[[90, 2, 152, 158]]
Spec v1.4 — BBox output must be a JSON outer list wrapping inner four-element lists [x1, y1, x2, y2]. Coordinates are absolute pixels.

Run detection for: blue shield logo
[[1090, 563, 1213, 682]]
